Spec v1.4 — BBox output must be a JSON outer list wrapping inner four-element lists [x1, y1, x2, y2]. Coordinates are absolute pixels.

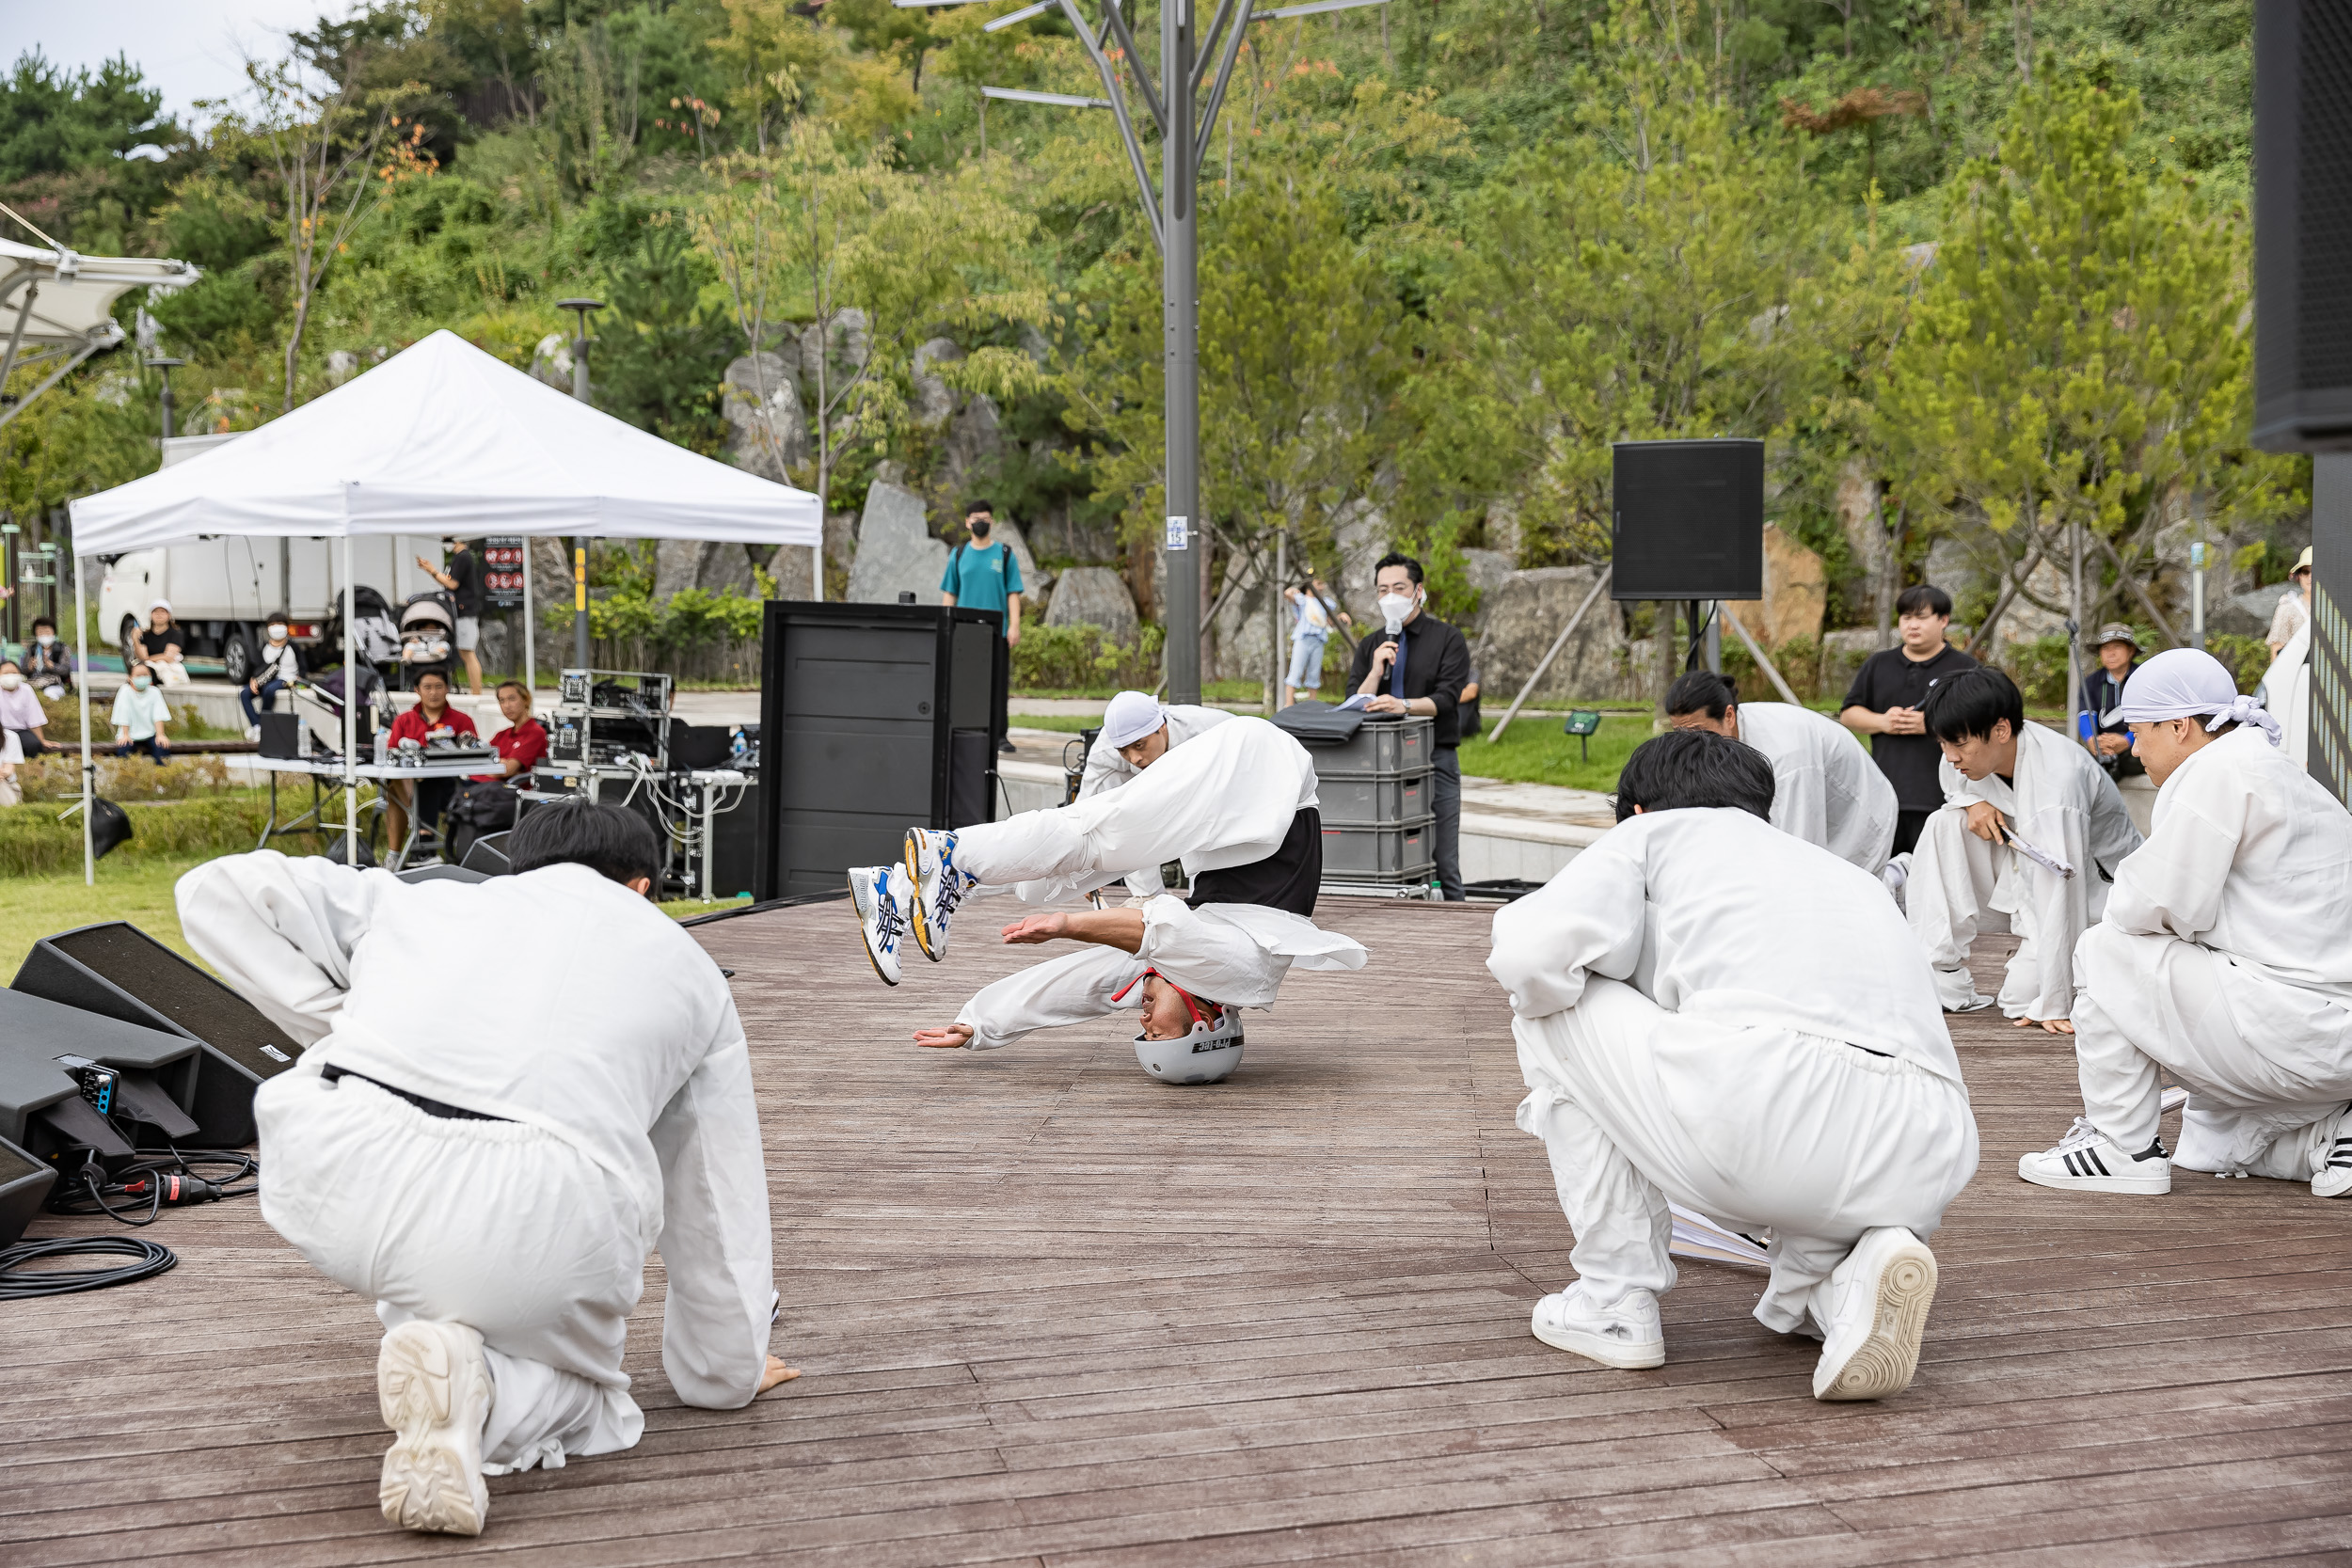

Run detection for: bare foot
[[2013, 1016, 2075, 1035], [914, 1023, 975, 1050], [758, 1355, 800, 1394]]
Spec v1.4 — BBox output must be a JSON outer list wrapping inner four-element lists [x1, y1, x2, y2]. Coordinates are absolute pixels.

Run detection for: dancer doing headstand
[[848, 711, 1366, 1071], [1493, 729, 1979, 1400], [2019, 649, 2352, 1196]]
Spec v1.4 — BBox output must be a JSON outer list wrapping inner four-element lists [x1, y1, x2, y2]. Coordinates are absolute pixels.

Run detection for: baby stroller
[[396, 592, 457, 689], [322, 586, 403, 684]]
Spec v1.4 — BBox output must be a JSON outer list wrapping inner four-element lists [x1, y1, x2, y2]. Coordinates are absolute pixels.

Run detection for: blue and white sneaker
[[850, 864, 913, 986], [903, 827, 971, 963]]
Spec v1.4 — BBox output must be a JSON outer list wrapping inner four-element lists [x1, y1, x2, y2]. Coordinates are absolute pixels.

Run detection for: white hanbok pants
[[1514, 978, 1979, 1332], [1906, 809, 2033, 1013], [259, 1072, 646, 1473], [955, 801, 1182, 900], [2073, 923, 2352, 1178], [957, 904, 1296, 1049]]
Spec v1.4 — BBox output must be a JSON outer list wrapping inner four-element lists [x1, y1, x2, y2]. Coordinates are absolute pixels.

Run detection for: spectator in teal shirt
[[938, 501, 1024, 645]]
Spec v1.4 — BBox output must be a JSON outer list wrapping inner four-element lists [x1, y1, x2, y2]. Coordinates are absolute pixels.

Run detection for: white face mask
[[35, 633, 53, 645], [267, 625, 288, 641], [132, 674, 152, 691], [1377, 592, 1417, 634], [0, 673, 19, 690]]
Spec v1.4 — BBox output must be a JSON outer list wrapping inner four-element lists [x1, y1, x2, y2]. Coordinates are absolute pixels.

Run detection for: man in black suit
[[1347, 552, 1473, 899]]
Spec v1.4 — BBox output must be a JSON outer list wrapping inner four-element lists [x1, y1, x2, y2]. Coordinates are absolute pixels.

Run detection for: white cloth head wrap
[[2116, 648, 2280, 746], [1102, 689, 1168, 750]]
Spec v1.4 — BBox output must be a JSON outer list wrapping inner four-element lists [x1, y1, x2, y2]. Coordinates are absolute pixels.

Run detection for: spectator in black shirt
[[2081, 623, 2144, 782], [138, 600, 193, 687], [1347, 552, 1473, 900], [1837, 584, 1979, 855], [417, 537, 486, 694]]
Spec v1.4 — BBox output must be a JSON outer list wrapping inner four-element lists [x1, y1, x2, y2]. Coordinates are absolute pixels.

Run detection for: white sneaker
[[1811, 1227, 1938, 1402], [850, 864, 913, 986], [1529, 1283, 1665, 1370], [245, 724, 262, 741], [2313, 1103, 2352, 1199], [2017, 1116, 2171, 1195], [902, 826, 970, 963], [377, 1320, 493, 1535], [1879, 855, 1909, 912]]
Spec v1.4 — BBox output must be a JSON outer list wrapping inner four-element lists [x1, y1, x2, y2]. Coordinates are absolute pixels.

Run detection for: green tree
[[1878, 70, 2292, 656], [0, 51, 179, 182], [596, 213, 736, 451]]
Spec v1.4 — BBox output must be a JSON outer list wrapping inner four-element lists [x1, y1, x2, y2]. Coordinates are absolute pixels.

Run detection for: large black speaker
[[0, 1135, 53, 1248], [753, 602, 1009, 898], [11, 924, 301, 1148], [1610, 439, 1765, 600], [2254, 0, 2352, 451], [0, 988, 205, 1169], [2312, 455, 2350, 805]]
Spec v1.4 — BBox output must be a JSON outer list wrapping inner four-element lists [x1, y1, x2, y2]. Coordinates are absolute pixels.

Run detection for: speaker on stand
[[1611, 438, 1766, 693]]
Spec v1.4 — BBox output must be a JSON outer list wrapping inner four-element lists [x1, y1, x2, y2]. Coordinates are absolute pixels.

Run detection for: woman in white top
[[2265, 546, 2312, 657]]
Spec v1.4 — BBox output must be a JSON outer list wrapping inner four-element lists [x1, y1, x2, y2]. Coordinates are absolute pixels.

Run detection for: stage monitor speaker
[[753, 602, 1009, 898], [11, 923, 300, 1148], [0, 1135, 53, 1248], [707, 779, 761, 900], [460, 829, 514, 876], [0, 988, 204, 1156], [2254, 0, 2352, 451], [1610, 438, 1765, 600]]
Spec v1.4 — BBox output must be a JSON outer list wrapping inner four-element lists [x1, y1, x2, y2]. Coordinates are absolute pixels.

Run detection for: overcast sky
[[1, 0, 360, 130]]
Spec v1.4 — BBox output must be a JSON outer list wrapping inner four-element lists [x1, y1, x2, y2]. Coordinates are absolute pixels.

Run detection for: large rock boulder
[[1044, 566, 1139, 645], [1724, 526, 1827, 648], [1474, 565, 1630, 704], [911, 339, 961, 428], [800, 308, 869, 388], [654, 540, 761, 600], [723, 352, 806, 479], [847, 482, 949, 606], [527, 333, 572, 392]]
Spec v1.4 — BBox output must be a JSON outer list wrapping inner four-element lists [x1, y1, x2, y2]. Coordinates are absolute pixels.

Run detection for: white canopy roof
[[1, 236, 199, 351], [69, 328, 821, 554]]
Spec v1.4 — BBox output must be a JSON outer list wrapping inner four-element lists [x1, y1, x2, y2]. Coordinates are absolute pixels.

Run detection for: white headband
[[2115, 648, 2280, 746]]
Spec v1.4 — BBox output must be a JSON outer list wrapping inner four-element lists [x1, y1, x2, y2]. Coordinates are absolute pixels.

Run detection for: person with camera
[[241, 613, 305, 736], [1346, 553, 1472, 899]]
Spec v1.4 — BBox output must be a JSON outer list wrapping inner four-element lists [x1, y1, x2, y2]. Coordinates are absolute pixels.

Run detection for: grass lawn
[[1457, 712, 1655, 792]]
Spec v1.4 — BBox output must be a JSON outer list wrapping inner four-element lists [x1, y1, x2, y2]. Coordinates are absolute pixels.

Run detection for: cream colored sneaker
[[1529, 1283, 1665, 1370], [377, 1320, 494, 1535], [1811, 1227, 1938, 1402]]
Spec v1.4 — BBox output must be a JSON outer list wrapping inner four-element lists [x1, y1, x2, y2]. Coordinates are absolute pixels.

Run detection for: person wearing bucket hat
[[2082, 624, 2144, 782], [2017, 647, 2352, 1200], [2267, 546, 2313, 657]]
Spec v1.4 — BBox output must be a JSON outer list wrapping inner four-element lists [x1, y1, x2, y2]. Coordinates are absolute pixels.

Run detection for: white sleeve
[[174, 851, 391, 1046], [956, 944, 1149, 1050], [1075, 736, 1126, 801], [2104, 772, 2239, 942], [647, 997, 776, 1410], [2083, 768, 2143, 877], [1768, 753, 1831, 851], [1486, 831, 1650, 1019]]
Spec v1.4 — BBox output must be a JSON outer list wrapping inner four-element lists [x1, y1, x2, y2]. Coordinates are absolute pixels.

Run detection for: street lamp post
[[556, 299, 605, 672], [917, 0, 1386, 705], [146, 356, 185, 443]]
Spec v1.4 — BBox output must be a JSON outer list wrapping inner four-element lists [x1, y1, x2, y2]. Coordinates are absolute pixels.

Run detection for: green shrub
[[1011, 623, 1167, 691], [0, 794, 283, 879], [2206, 633, 2274, 689], [2009, 633, 2074, 708]]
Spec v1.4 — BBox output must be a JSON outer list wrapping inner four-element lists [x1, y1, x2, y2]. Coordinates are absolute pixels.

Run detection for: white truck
[[95, 433, 447, 680]]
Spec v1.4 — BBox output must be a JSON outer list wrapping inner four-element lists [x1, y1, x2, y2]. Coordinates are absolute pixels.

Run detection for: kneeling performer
[[849, 708, 1367, 1071], [1492, 730, 1979, 1400], [1905, 666, 2141, 1030], [177, 804, 793, 1537], [2020, 650, 2352, 1197]]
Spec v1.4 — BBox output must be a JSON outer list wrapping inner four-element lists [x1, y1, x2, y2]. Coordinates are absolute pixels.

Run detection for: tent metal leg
[[73, 548, 92, 886], [342, 534, 358, 863]]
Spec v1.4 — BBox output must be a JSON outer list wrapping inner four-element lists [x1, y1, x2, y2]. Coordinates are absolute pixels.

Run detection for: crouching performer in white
[[1903, 666, 2141, 1032], [847, 701, 1366, 1069], [1664, 669, 1899, 874], [175, 803, 795, 1537], [2020, 649, 2352, 1198], [1491, 730, 1979, 1400]]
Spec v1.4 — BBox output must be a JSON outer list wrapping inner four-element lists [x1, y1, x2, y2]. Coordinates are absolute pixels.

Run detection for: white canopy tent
[[65, 328, 822, 879], [0, 234, 200, 429]]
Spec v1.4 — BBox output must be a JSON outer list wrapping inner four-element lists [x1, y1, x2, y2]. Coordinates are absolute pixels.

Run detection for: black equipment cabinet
[[752, 602, 1009, 899], [1609, 438, 1766, 602]]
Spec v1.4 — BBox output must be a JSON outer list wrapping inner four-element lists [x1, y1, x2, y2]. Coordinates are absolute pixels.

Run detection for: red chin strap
[[1110, 967, 1219, 1030]]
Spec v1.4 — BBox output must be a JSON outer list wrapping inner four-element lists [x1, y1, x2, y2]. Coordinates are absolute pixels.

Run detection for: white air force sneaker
[[1811, 1227, 1938, 1402], [1529, 1283, 1665, 1370]]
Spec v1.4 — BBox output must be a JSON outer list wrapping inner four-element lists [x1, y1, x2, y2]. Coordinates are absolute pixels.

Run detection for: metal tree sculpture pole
[[931, 0, 1386, 705]]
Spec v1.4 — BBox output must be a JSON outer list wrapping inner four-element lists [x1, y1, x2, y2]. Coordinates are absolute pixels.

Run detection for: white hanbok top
[[1076, 703, 1233, 800], [176, 852, 775, 1409], [1488, 807, 1963, 1085], [1734, 701, 1899, 872], [2107, 725, 2352, 1002], [2260, 624, 2311, 771], [1936, 721, 2142, 1022]]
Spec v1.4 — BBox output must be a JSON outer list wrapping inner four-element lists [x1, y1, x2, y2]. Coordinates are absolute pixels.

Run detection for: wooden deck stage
[[4, 897, 2350, 1565]]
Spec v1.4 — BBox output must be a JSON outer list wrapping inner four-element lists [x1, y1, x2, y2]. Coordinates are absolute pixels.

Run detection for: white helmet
[[1114, 969, 1244, 1085]]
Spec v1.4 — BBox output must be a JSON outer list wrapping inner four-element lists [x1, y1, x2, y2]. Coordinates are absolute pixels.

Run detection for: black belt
[[321, 1064, 509, 1122]]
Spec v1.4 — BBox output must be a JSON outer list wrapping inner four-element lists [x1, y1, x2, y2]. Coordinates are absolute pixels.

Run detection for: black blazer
[[1346, 612, 1473, 747]]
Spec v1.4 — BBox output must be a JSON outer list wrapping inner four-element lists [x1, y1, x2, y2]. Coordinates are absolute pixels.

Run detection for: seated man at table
[[384, 668, 478, 852], [110, 662, 175, 763]]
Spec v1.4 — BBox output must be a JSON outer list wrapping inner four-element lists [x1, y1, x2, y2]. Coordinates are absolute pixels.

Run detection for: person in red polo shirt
[[385, 669, 478, 851], [475, 680, 548, 784]]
